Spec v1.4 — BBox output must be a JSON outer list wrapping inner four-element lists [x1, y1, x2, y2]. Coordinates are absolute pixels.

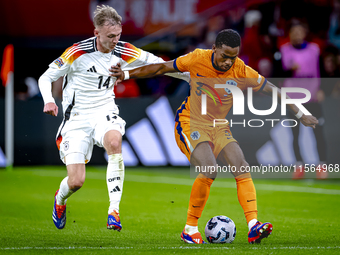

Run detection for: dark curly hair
[[215, 29, 241, 48]]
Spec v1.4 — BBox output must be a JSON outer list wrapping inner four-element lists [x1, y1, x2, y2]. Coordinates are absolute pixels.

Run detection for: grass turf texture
[[0, 166, 339, 254]]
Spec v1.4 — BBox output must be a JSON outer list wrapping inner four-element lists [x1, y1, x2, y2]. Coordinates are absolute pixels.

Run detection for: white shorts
[[56, 108, 126, 164]]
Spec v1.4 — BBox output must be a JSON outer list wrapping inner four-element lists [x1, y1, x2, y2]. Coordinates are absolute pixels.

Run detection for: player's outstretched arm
[[260, 81, 318, 128], [110, 61, 177, 82]]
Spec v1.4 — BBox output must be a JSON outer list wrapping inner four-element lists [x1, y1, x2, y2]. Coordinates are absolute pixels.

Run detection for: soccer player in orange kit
[[109, 29, 318, 244]]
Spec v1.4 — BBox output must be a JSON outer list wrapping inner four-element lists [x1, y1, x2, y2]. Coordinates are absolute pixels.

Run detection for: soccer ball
[[205, 215, 236, 244]]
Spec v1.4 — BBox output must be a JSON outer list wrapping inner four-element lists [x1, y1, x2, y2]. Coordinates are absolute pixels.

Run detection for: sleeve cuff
[[173, 59, 180, 72], [256, 78, 267, 93]]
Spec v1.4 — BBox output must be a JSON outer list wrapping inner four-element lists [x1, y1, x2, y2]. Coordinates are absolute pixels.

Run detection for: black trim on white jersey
[[56, 93, 75, 140], [77, 37, 97, 54], [113, 42, 141, 61], [93, 37, 98, 51], [113, 42, 124, 58], [64, 93, 75, 121], [64, 38, 97, 60], [62, 75, 68, 90]]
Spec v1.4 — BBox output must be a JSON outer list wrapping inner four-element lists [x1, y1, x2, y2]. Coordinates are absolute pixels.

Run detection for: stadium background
[[0, 0, 339, 168]]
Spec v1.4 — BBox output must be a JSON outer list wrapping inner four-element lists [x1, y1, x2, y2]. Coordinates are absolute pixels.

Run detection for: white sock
[[107, 154, 124, 214], [248, 218, 258, 231], [185, 224, 199, 235], [56, 177, 74, 205]]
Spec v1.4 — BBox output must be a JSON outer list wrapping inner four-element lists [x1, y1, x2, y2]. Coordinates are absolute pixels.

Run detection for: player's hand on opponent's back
[[300, 114, 318, 129], [43, 102, 58, 117], [109, 63, 124, 84]]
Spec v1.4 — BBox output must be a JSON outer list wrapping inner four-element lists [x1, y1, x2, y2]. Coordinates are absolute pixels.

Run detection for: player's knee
[[233, 160, 249, 177], [68, 176, 85, 191], [106, 139, 121, 153], [65, 153, 86, 190]]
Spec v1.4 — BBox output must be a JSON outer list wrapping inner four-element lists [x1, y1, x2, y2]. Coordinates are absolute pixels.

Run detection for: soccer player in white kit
[[38, 5, 189, 230]]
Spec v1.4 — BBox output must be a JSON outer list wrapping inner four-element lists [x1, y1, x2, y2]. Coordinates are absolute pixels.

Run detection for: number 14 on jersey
[[98, 76, 111, 89]]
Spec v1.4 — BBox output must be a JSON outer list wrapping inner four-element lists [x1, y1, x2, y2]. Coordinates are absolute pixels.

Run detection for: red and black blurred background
[[0, 0, 336, 97]]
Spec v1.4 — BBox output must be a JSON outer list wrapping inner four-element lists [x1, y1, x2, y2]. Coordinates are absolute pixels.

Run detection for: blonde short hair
[[93, 5, 122, 28]]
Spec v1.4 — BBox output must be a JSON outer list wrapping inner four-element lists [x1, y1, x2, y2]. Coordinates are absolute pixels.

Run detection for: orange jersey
[[174, 49, 267, 124]]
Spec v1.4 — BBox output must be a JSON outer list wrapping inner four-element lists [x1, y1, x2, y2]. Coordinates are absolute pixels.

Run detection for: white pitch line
[[1, 246, 339, 250], [31, 171, 340, 195], [126, 174, 340, 195]]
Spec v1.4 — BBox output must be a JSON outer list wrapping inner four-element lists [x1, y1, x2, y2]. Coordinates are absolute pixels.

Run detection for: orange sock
[[235, 173, 258, 224], [186, 173, 214, 226]]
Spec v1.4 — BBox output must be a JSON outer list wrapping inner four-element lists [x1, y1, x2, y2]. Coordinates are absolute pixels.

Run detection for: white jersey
[[39, 37, 189, 116]]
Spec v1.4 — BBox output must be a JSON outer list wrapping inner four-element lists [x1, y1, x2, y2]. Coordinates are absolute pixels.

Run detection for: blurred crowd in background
[[1, 0, 340, 101]]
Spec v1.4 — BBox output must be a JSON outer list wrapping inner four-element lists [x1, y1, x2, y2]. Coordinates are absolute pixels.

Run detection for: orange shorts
[[174, 97, 237, 162]]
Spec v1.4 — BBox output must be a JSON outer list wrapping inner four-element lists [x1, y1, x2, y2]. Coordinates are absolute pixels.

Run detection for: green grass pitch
[[0, 166, 339, 254]]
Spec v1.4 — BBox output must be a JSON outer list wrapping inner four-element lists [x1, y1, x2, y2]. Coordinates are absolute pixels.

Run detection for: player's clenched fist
[[43, 102, 58, 116]]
